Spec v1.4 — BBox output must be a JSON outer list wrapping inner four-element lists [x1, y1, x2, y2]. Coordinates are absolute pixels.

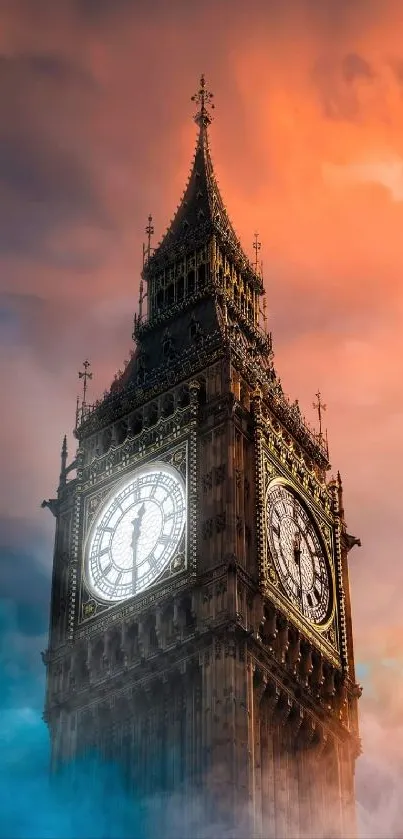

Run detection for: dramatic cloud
[[1, 0, 402, 835], [0, 51, 109, 259]]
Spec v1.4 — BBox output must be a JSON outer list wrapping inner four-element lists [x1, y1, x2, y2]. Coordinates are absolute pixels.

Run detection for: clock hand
[[293, 531, 301, 563], [293, 531, 304, 613], [131, 503, 146, 591]]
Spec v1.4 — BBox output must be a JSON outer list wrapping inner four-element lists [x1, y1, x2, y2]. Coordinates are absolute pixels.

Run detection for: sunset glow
[[0, 1, 402, 835]]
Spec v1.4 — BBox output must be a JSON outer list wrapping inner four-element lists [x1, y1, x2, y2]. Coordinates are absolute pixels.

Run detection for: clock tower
[[43, 77, 361, 838]]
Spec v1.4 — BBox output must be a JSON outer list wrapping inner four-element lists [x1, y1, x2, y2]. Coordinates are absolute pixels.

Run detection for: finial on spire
[[259, 260, 268, 335], [77, 360, 92, 425], [142, 214, 154, 268], [336, 470, 345, 520], [59, 434, 68, 487], [138, 281, 144, 322], [253, 232, 261, 274], [140, 214, 154, 321], [262, 292, 267, 336], [191, 74, 214, 129], [79, 360, 92, 406], [313, 390, 326, 439], [61, 434, 67, 469]]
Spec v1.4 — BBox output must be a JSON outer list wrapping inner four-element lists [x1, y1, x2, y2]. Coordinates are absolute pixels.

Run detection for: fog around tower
[[1, 0, 403, 836], [0, 579, 401, 838]]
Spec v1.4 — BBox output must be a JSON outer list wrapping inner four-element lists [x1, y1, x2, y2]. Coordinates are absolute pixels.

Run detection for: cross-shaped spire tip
[[191, 74, 215, 129], [77, 359, 92, 421], [313, 389, 327, 438], [142, 213, 155, 271], [253, 232, 261, 273]]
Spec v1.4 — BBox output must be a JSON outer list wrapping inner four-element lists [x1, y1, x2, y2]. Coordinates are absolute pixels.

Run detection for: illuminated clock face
[[266, 484, 332, 625], [86, 463, 186, 603]]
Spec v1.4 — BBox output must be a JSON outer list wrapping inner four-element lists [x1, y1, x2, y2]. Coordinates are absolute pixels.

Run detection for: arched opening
[[189, 316, 202, 341], [126, 623, 139, 661], [148, 403, 158, 427], [162, 602, 175, 645], [187, 269, 195, 296], [240, 382, 250, 411], [177, 276, 184, 301], [91, 639, 104, 678], [178, 385, 190, 408], [198, 263, 206, 289], [148, 616, 159, 652], [198, 376, 207, 406], [165, 283, 174, 307], [102, 428, 112, 454], [162, 331, 175, 362], [115, 419, 128, 445], [108, 629, 123, 669], [130, 413, 143, 435], [180, 595, 195, 631], [156, 289, 164, 312]]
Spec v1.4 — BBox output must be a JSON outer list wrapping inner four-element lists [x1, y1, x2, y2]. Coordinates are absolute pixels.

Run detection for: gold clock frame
[[83, 459, 187, 606], [77, 439, 191, 625], [264, 476, 336, 633]]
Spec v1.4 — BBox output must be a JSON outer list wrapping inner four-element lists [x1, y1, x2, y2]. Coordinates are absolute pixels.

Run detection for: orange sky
[[0, 1, 402, 833]]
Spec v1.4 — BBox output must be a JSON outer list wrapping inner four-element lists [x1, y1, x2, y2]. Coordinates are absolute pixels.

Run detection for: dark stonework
[[43, 77, 360, 838]]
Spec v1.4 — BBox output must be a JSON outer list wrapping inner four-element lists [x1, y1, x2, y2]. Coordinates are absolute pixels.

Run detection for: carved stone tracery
[[44, 80, 360, 839]]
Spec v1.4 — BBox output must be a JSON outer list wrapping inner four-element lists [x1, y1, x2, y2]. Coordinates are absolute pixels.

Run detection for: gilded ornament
[[83, 602, 96, 619]]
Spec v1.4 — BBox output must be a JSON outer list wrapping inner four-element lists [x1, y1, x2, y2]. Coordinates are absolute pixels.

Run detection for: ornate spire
[[146, 74, 261, 290]]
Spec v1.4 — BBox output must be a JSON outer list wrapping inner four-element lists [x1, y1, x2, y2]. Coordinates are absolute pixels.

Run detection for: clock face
[[85, 462, 186, 603], [266, 484, 332, 625]]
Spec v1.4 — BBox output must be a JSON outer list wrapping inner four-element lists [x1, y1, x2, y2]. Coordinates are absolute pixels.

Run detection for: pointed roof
[[146, 76, 261, 287]]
